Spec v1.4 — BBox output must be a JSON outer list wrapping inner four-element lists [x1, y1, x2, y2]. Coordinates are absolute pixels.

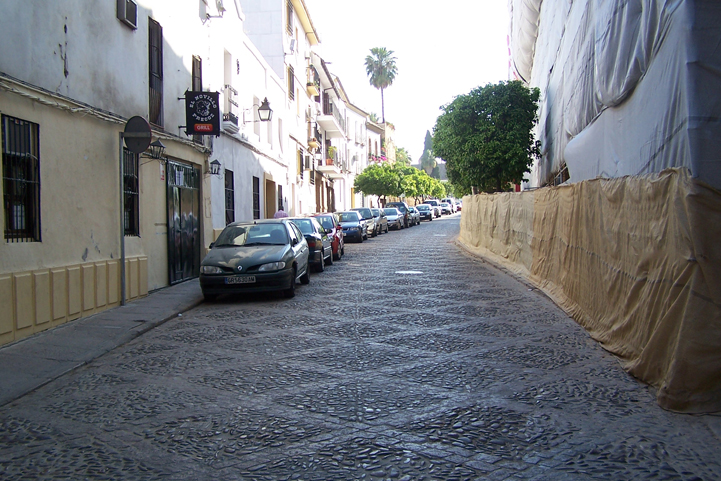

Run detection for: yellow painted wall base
[[0, 256, 148, 347]]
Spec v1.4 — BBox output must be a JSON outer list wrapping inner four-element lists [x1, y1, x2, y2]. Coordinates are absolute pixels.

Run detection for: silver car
[[384, 207, 404, 230], [371, 208, 389, 234], [408, 206, 421, 226]]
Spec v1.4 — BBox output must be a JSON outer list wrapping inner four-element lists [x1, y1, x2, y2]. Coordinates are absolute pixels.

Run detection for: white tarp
[[509, 0, 721, 190]]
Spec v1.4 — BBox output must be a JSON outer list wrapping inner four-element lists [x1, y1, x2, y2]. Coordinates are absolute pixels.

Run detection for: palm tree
[[364, 47, 398, 124]]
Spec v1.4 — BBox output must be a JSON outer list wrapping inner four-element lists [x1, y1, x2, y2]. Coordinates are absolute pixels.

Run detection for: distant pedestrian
[[273, 205, 288, 218]]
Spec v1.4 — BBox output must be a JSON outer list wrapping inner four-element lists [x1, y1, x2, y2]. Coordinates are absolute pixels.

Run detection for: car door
[[288, 222, 309, 275]]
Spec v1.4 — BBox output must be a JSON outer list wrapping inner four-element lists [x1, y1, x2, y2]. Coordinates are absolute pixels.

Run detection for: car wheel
[[284, 267, 296, 298], [316, 255, 325, 272], [300, 265, 310, 284], [333, 249, 341, 261], [203, 292, 218, 302], [358, 233, 363, 243], [341, 245, 345, 256], [326, 249, 333, 265]]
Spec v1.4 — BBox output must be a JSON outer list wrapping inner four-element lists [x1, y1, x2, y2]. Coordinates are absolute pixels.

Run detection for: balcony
[[317, 98, 345, 138], [317, 158, 344, 179], [222, 112, 239, 134], [306, 65, 320, 96], [222, 84, 239, 134]]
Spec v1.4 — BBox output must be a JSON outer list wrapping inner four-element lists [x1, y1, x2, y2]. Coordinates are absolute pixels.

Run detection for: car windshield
[[371, 209, 380, 216], [389, 204, 407, 212], [441, 203, 449, 207], [417, 205, 430, 211], [339, 212, 360, 222], [353, 208, 373, 219], [214, 224, 288, 246], [383, 208, 398, 215], [316, 215, 334, 230], [290, 218, 315, 235]]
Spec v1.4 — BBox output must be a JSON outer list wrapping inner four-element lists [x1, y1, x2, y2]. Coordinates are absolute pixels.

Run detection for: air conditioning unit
[[117, 0, 138, 29]]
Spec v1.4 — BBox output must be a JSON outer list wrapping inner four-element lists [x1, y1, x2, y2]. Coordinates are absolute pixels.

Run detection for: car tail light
[[307, 238, 317, 248]]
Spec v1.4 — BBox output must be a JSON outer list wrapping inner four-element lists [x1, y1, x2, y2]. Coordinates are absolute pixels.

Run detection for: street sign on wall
[[184, 91, 220, 137]]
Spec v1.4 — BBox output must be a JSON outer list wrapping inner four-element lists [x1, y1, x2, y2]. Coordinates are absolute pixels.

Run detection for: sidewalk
[[0, 280, 204, 407]]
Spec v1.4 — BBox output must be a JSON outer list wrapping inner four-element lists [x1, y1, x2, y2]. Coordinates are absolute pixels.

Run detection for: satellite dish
[[123, 116, 152, 154]]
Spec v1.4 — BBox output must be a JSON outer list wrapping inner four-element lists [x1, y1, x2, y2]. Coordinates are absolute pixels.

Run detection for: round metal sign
[[123, 116, 152, 154]]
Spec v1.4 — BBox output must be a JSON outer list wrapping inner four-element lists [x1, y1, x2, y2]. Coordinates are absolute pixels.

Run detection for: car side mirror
[[209, 242, 215, 249]]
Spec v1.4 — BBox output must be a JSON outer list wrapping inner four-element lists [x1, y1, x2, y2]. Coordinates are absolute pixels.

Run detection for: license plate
[[225, 276, 256, 284]]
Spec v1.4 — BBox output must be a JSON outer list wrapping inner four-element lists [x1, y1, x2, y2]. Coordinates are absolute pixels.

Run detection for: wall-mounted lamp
[[209, 159, 222, 176], [148, 139, 166, 160], [258, 97, 273, 122], [243, 98, 274, 125]]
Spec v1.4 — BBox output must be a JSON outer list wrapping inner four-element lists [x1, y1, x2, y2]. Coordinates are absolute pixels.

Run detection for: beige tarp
[[458, 169, 721, 413]]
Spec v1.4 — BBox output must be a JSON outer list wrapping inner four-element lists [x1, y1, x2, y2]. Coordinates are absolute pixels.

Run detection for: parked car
[[440, 202, 452, 215], [385, 201, 411, 228], [371, 208, 389, 234], [351, 207, 377, 237], [415, 204, 433, 221], [408, 206, 421, 226], [426, 199, 442, 218], [337, 211, 365, 242], [456, 201, 462, 212], [442, 198, 457, 213], [313, 213, 344, 260], [200, 219, 310, 300], [384, 207, 404, 230], [288, 217, 333, 272]]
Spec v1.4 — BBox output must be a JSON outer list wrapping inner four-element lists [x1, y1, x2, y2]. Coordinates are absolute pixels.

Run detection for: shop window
[[252, 176, 260, 219], [225, 169, 234, 225]]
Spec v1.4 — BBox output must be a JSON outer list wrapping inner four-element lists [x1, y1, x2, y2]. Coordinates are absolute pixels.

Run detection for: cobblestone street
[[1, 214, 720, 480]]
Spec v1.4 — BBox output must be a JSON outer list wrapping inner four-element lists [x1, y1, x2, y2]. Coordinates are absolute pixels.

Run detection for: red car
[[313, 213, 344, 261]]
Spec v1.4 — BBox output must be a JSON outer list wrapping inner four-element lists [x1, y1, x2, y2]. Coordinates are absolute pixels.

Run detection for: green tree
[[354, 163, 401, 205], [395, 147, 411, 166], [369, 112, 380, 123], [433, 80, 540, 194], [364, 47, 398, 124], [419, 130, 436, 175]]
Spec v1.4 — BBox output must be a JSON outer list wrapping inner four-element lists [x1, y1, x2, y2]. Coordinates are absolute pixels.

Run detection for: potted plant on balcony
[[326, 146, 337, 166]]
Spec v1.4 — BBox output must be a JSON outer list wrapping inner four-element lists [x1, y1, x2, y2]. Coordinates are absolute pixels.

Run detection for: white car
[[442, 198, 457, 213], [440, 202, 452, 215]]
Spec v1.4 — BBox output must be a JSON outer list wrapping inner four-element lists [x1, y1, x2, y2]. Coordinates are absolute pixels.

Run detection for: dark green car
[[199, 219, 310, 300]]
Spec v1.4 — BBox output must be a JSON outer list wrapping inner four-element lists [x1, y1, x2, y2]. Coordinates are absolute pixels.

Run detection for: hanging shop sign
[[185, 91, 220, 136]]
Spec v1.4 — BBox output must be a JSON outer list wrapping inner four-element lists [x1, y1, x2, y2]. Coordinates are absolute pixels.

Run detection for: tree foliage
[[432, 81, 540, 194], [364, 47, 398, 124], [354, 162, 445, 205], [419, 130, 436, 176]]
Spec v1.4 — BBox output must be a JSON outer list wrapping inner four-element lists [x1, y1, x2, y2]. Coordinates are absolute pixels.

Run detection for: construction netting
[[509, 0, 721, 190], [459, 169, 721, 413]]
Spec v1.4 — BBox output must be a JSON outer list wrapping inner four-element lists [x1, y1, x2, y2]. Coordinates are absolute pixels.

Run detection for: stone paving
[[1, 214, 720, 480]]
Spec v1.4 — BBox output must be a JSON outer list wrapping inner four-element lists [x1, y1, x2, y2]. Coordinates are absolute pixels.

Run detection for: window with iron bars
[[288, 65, 295, 101], [192, 55, 203, 145], [123, 148, 139, 236], [148, 18, 164, 126], [286, 0, 293, 34], [252, 176, 260, 219], [225, 169, 235, 225], [2, 115, 41, 243]]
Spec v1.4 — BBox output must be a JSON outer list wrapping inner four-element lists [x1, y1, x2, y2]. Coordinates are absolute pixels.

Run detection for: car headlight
[[258, 261, 286, 272], [201, 265, 223, 274]]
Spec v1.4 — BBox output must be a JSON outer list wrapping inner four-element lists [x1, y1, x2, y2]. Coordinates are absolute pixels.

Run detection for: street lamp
[[258, 97, 273, 122], [148, 139, 166, 160], [209, 159, 221, 176]]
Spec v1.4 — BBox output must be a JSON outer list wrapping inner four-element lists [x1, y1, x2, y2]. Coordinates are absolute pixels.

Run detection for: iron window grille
[[2, 115, 41, 243], [123, 148, 139, 236], [148, 18, 163, 126], [277, 185, 283, 212], [252, 176, 260, 219], [225, 169, 235, 225], [192, 55, 203, 144], [288, 65, 295, 100], [286, 0, 293, 35]]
